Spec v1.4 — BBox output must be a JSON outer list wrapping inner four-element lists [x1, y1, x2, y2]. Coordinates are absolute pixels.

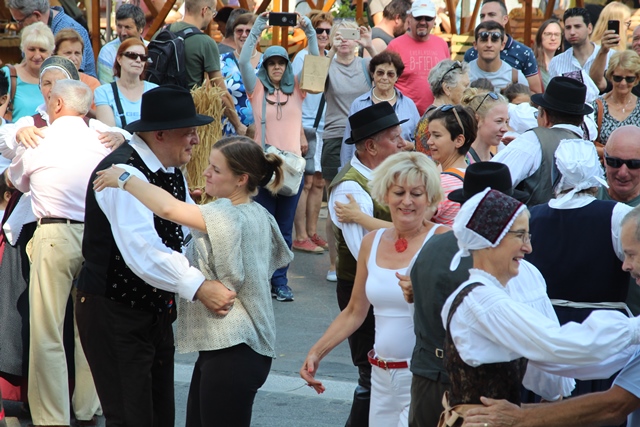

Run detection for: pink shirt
[[387, 33, 450, 115], [432, 173, 464, 226], [248, 79, 306, 155]]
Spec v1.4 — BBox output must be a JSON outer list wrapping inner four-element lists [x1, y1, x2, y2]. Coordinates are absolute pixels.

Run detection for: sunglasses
[[439, 104, 464, 132], [375, 69, 397, 78], [604, 153, 640, 169], [414, 16, 435, 22], [439, 61, 462, 86], [315, 28, 331, 35], [475, 92, 500, 111], [478, 31, 503, 42], [612, 75, 637, 84], [122, 51, 149, 61]]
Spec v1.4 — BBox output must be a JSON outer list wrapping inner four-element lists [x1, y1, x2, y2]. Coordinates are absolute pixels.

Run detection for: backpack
[[145, 25, 205, 88]]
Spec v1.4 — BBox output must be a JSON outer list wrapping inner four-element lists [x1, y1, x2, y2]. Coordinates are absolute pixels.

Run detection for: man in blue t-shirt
[[463, 0, 542, 94]]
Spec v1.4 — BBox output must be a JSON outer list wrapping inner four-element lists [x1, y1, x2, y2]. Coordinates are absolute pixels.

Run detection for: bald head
[[605, 126, 640, 203]]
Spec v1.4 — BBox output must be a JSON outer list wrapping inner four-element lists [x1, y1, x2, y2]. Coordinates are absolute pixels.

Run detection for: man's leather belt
[[367, 350, 409, 370], [40, 218, 83, 225]]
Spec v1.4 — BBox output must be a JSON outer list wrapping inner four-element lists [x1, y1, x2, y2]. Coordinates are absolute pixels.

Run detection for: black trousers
[[337, 278, 375, 427], [76, 291, 175, 427], [185, 343, 272, 427]]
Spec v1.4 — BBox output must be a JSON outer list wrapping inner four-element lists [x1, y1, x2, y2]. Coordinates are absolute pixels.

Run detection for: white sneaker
[[326, 270, 337, 282]]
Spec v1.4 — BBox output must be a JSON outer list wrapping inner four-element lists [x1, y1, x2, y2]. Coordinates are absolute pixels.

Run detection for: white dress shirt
[[329, 154, 374, 259], [9, 115, 110, 221], [95, 133, 205, 302], [491, 124, 583, 186], [442, 268, 640, 399]]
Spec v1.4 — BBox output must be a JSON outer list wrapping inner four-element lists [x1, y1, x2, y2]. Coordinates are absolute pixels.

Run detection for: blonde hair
[[461, 87, 508, 119], [605, 50, 640, 85], [20, 21, 55, 53], [591, 2, 631, 51], [369, 152, 443, 208], [329, 20, 359, 54]]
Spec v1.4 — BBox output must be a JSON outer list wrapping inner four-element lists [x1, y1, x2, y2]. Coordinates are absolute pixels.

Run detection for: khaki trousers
[[27, 222, 100, 425]]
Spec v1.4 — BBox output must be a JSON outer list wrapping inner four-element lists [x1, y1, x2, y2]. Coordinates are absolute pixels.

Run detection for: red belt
[[0, 407, 4, 421], [367, 350, 409, 370]]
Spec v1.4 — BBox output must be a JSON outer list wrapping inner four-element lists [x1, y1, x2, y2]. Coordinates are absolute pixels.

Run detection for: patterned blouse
[[220, 52, 263, 135], [592, 96, 640, 145]]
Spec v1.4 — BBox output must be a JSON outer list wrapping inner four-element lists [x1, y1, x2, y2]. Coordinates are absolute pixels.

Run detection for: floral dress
[[220, 52, 263, 135]]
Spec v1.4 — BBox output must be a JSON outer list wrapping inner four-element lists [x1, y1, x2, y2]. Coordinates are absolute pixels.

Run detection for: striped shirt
[[548, 43, 614, 79], [432, 172, 465, 226]]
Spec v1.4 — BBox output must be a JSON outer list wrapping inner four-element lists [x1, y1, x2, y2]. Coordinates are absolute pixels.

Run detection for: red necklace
[[394, 226, 424, 253]]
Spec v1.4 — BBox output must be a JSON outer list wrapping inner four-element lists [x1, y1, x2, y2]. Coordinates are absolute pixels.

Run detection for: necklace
[[394, 226, 423, 253], [610, 95, 634, 113], [372, 88, 396, 103]]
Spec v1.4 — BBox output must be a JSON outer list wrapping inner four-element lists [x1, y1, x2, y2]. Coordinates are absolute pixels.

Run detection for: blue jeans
[[253, 180, 303, 288]]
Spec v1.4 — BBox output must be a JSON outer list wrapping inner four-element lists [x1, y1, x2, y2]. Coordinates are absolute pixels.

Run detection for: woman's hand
[[297, 12, 308, 29], [334, 194, 362, 223], [396, 272, 413, 303], [601, 29, 621, 51], [256, 12, 270, 31], [300, 354, 326, 394], [97, 131, 126, 150], [357, 26, 373, 49], [16, 126, 45, 149], [93, 165, 126, 191]]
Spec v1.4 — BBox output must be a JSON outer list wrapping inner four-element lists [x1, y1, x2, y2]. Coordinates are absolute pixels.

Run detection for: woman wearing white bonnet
[[438, 188, 640, 427], [525, 138, 633, 398]]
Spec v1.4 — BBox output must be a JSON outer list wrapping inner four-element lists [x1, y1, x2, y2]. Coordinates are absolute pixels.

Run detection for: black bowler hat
[[344, 102, 409, 144], [125, 85, 214, 133], [448, 162, 529, 203], [530, 76, 594, 116]]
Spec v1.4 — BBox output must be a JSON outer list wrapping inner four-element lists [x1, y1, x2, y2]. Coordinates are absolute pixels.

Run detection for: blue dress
[[220, 52, 262, 135]]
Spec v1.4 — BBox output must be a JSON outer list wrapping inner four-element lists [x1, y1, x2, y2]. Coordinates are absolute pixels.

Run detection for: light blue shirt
[[94, 81, 158, 128], [613, 347, 640, 425], [50, 7, 95, 77], [97, 38, 121, 84]]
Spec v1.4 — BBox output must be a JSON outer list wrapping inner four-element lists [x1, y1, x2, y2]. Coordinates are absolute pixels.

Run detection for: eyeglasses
[[11, 12, 33, 26], [478, 31, 503, 42], [439, 61, 462, 86], [122, 51, 149, 61], [374, 69, 397, 78], [414, 16, 435, 22], [438, 104, 464, 132], [604, 153, 640, 169], [235, 28, 251, 35], [475, 92, 499, 111], [612, 75, 637, 84], [315, 28, 331, 35], [205, 6, 217, 17], [507, 230, 532, 244], [542, 31, 561, 39]]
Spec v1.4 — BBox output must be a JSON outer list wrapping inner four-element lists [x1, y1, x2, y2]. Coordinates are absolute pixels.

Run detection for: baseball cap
[[410, 0, 436, 17]]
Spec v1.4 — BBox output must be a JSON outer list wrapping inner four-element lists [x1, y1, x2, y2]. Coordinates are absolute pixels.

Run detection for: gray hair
[[5, 0, 49, 15], [622, 206, 640, 242], [115, 4, 146, 31], [50, 79, 92, 115], [20, 21, 54, 52], [428, 60, 470, 97]]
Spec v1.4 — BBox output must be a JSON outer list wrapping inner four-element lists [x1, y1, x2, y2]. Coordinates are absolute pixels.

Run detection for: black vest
[[527, 201, 629, 324], [444, 283, 528, 407], [77, 143, 186, 315]]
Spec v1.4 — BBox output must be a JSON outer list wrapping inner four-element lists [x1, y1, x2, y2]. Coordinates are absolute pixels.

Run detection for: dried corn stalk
[[187, 75, 226, 204]]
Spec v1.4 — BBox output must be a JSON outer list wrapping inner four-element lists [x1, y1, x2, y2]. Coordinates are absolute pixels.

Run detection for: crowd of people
[[4, 0, 640, 426]]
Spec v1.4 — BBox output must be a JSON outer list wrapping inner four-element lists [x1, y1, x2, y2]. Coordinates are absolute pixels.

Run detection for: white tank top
[[365, 225, 440, 361]]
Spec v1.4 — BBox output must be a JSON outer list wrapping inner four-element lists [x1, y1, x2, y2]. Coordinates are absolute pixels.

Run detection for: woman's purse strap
[[594, 98, 604, 160], [3, 65, 17, 121], [110, 81, 127, 127], [261, 90, 267, 149]]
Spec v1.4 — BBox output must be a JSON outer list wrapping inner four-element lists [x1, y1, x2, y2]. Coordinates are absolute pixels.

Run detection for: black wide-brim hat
[[344, 102, 409, 144], [448, 162, 529, 203], [530, 76, 594, 116], [125, 85, 214, 133]]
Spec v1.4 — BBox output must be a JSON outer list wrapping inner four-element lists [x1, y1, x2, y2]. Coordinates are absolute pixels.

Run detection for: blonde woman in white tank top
[[301, 152, 450, 426]]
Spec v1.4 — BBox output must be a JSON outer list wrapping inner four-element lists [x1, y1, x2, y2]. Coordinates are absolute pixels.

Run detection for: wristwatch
[[117, 171, 132, 190]]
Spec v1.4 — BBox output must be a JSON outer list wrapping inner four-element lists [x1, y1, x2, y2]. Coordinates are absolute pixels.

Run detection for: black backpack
[[145, 25, 205, 88]]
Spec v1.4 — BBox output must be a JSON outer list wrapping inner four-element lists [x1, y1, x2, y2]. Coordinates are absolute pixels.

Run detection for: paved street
[[4, 212, 360, 426]]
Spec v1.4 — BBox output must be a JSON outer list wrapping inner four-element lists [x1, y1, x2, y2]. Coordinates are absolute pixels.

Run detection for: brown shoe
[[75, 417, 97, 427]]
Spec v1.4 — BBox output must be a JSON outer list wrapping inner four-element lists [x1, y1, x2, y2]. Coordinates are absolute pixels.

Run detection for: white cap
[[410, 0, 436, 17]]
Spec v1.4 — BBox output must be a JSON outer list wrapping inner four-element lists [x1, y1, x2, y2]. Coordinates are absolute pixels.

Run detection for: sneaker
[[292, 238, 324, 253], [310, 233, 329, 250], [272, 285, 294, 301], [326, 270, 337, 282]]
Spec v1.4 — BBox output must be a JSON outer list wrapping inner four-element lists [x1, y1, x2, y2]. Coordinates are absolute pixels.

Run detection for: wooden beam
[[305, 0, 318, 10], [544, 0, 556, 20], [322, 0, 335, 12], [467, 0, 481, 33], [143, 0, 158, 17], [445, 0, 457, 34], [356, 0, 365, 26], [145, 0, 177, 40], [238, 0, 249, 9], [523, 0, 532, 46], [256, 0, 272, 15], [89, 0, 100, 63]]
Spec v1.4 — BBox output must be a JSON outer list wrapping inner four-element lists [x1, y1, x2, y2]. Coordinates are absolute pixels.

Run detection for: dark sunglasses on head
[[439, 61, 462, 86], [122, 51, 149, 62], [438, 104, 464, 133], [414, 15, 435, 22], [604, 153, 640, 169], [315, 27, 331, 35], [475, 92, 500, 111], [478, 31, 503, 42], [612, 75, 637, 84]]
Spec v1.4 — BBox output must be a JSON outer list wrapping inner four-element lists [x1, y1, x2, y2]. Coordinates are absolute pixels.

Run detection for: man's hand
[[462, 397, 525, 426], [300, 130, 309, 156], [195, 280, 238, 316], [97, 131, 126, 150], [16, 126, 45, 149]]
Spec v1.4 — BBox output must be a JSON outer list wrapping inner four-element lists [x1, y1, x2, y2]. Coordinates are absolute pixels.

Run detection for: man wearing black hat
[[76, 85, 237, 427], [406, 162, 574, 427], [492, 76, 594, 207], [327, 102, 407, 426]]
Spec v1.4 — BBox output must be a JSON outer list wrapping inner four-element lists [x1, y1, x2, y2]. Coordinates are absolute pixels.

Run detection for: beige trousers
[[27, 223, 100, 425]]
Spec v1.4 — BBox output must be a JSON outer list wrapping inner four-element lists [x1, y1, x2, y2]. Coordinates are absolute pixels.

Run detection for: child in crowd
[[502, 82, 531, 105]]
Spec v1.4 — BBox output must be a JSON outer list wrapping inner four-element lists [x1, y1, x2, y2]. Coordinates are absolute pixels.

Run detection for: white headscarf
[[450, 188, 526, 270]]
